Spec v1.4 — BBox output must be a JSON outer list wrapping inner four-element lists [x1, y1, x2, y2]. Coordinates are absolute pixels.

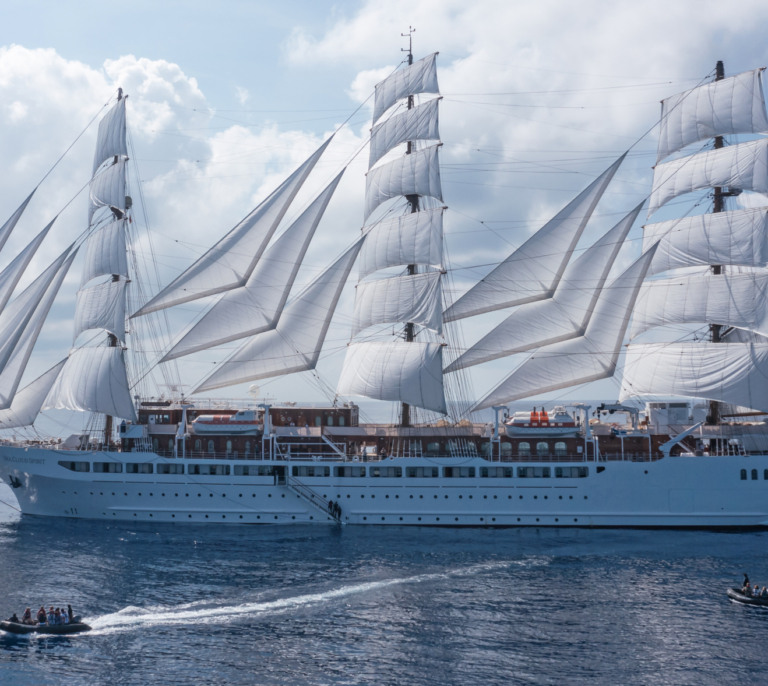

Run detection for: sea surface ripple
[[0, 485, 766, 685]]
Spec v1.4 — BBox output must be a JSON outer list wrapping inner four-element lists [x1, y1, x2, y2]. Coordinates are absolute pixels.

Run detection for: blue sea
[[0, 483, 766, 685]]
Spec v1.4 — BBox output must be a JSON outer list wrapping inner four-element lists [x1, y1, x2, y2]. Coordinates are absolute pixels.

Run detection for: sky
[[1, 0, 768, 436]]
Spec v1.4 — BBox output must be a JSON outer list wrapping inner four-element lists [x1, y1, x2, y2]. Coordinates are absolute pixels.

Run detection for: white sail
[[352, 271, 442, 337], [619, 341, 768, 413], [162, 172, 344, 361], [81, 218, 129, 285], [474, 244, 657, 410], [133, 137, 332, 317], [630, 272, 768, 339], [364, 144, 442, 221], [447, 202, 644, 372], [89, 158, 126, 224], [0, 248, 72, 377], [369, 98, 440, 169], [337, 341, 446, 414], [0, 251, 77, 410], [0, 190, 35, 255], [0, 219, 53, 315], [657, 69, 768, 163], [0, 360, 66, 430], [43, 346, 137, 422], [445, 154, 625, 323], [193, 239, 364, 392], [643, 208, 768, 275], [358, 208, 443, 280], [649, 140, 768, 217], [93, 98, 128, 174], [73, 279, 128, 344], [373, 52, 439, 125]]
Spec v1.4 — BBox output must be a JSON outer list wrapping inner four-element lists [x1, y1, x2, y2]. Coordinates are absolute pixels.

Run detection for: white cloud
[[235, 86, 249, 105]]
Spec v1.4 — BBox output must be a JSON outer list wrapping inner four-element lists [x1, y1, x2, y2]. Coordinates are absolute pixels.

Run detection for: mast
[[401, 26, 417, 428]]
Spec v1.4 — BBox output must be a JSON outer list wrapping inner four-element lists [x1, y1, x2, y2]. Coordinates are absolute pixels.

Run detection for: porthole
[[274, 516, 278, 520], [444, 495, 448, 499], [469, 495, 473, 499], [534, 495, 538, 500], [137, 493, 141, 496], [252, 494, 255, 498], [418, 517, 422, 521], [100, 492, 103, 496], [112, 493, 115, 496], [519, 495, 523, 499], [281, 494, 285, 498], [188, 515, 192, 518], [363, 517, 367, 521], [517, 517, 521, 522], [584, 496, 588, 500], [371, 495, 375, 499], [399, 517, 403, 521], [291, 516, 295, 520], [455, 517, 459, 521], [150, 514, 153, 517], [508, 495, 512, 499], [149, 493, 153, 496], [205, 515, 209, 519], [381, 517, 385, 521], [175, 494, 178, 497], [386, 495, 389, 499], [483, 495, 487, 499], [494, 495, 497, 499], [198, 494, 202, 497], [361, 495, 364, 498], [133, 513, 137, 516], [536, 518, 540, 522], [434, 495, 437, 499], [347, 494, 350, 498], [172, 514, 175, 518], [268, 494, 272, 498], [209, 494, 213, 498], [459, 495, 463, 499], [492, 518, 496, 522], [574, 518, 578, 522], [186, 494, 189, 497], [239, 515, 243, 519], [396, 495, 399, 499], [559, 496, 562, 499], [410, 495, 414, 499], [569, 495, 573, 499], [644, 470, 648, 474], [239, 494, 242, 498], [544, 496, 548, 500], [436, 517, 440, 521]]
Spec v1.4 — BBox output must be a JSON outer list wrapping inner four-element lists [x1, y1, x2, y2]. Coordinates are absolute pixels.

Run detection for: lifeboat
[[191, 410, 263, 435], [727, 588, 768, 606], [504, 406, 580, 437], [0, 619, 91, 635]]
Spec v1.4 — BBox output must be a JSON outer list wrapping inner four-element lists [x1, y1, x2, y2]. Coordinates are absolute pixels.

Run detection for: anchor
[[7, 475, 21, 489]]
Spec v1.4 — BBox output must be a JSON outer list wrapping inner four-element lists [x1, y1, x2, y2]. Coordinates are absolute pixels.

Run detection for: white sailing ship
[[3, 53, 768, 527]]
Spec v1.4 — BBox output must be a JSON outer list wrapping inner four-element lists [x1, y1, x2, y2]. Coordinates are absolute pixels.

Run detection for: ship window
[[168, 439, 174, 452], [334, 466, 366, 477], [258, 466, 274, 476], [407, 467, 438, 478], [194, 440, 201, 453], [188, 464, 230, 476], [481, 467, 513, 478], [157, 464, 184, 475], [58, 461, 90, 472], [554, 442, 567, 457], [501, 442, 512, 457], [152, 438, 159, 453], [765, 469, 768, 480], [315, 416, 321, 427], [741, 469, 747, 480], [518, 467, 551, 478], [93, 462, 123, 473], [536, 442, 549, 456], [518, 442, 531, 457], [426, 442, 440, 457], [327, 416, 333, 426], [245, 441, 251, 455], [126, 463, 153, 474], [207, 440, 215, 454], [292, 466, 330, 477], [226, 440, 233, 454], [371, 466, 401, 477], [752, 469, 758, 481], [339, 417, 345, 427], [556, 467, 588, 478], [443, 467, 475, 478]]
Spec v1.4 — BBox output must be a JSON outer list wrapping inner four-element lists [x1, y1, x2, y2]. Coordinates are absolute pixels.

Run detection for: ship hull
[[2, 447, 768, 528]]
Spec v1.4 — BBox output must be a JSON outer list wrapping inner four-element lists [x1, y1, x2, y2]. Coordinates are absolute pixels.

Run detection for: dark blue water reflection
[[1, 488, 766, 685]]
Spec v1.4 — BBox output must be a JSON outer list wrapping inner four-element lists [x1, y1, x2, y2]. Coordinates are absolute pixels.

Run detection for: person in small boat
[[8, 613, 19, 624], [743, 573, 750, 591], [68, 605, 74, 622], [21, 608, 33, 625], [755, 585, 761, 598], [61, 607, 69, 624], [744, 585, 753, 597], [54, 608, 62, 625], [47, 606, 55, 624], [36, 607, 47, 624]]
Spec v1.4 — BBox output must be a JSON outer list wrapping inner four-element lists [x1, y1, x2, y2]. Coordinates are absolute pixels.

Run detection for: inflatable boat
[[727, 588, 768, 606], [0, 619, 91, 635]]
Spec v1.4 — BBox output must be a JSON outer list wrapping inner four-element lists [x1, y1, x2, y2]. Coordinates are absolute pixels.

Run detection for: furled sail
[[0, 220, 53, 315], [657, 69, 768, 163], [133, 137, 333, 317], [93, 98, 128, 174], [352, 271, 442, 337], [81, 218, 129, 285], [373, 52, 439, 124], [447, 202, 644, 372], [89, 158, 126, 224], [369, 98, 440, 168], [337, 341, 446, 414], [364, 144, 442, 221], [474, 244, 658, 410], [357, 207, 443, 280], [0, 360, 66, 430], [619, 341, 768, 413], [444, 154, 625, 323], [0, 248, 73, 378], [162, 172, 344, 361], [0, 190, 35, 255], [73, 279, 128, 344], [630, 272, 768, 339], [649, 140, 768, 216], [0, 251, 77, 410], [642, 208, 768, 275], [193, 239, 364, 392], [43, 346, 137, 421]]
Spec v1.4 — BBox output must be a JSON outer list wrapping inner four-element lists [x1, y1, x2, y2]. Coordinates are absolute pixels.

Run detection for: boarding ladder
[[286, 473, 343, 525]]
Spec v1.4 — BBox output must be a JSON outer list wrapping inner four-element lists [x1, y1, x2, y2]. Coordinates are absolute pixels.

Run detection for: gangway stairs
[[286, 474, 343, 525]]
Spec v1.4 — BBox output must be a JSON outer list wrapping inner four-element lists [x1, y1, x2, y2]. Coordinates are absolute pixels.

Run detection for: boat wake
[[88, 559, 532, 635]]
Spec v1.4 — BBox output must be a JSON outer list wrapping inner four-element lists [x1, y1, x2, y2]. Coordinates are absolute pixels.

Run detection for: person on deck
[[36, 607, 47, 624]]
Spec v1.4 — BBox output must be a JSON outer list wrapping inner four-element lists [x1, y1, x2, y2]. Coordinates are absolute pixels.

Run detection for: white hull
[[2, 446, 768, 528]]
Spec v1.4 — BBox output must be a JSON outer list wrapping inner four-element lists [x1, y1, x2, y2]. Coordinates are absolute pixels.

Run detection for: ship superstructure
[[3, 51, 768, 527]]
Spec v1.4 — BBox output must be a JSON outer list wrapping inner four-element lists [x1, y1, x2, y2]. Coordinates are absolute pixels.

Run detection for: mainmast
[[401, 26, 417, 428]]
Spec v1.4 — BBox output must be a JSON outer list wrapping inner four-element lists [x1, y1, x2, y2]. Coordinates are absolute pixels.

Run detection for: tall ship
[[3, 49, 768, 527]]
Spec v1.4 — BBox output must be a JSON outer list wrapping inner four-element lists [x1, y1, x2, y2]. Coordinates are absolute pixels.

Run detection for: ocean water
[[0, 483, 766, 685]]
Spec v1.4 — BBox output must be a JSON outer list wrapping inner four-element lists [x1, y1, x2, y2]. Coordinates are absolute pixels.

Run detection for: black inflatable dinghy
[[0, 620, 91, 635], [727, 588, 768, 607]]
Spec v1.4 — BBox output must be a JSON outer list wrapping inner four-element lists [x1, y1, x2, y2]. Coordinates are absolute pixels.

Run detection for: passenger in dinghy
[[21, 608, 33, 625], [61, 607, 69, 624], [47, 606, 55, 624], [36, 607, 46, 624], [7, 613, 19, 624]]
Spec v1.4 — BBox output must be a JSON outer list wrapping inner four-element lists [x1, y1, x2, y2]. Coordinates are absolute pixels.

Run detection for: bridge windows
[[554, 442, 567, 457], [194, 440, 202, 453], [58, 461, 90, 472], [245, 441, 251, 456], [207, 440, 215, 454], [334, 466, 366, 477], [500, 442, 512, 458], [536, 442, 549, 457], [92, 462, 123, 473], [234, 465, 274, 476]]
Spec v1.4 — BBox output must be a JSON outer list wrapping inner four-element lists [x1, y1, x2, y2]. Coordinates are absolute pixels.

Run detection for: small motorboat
[[727, 588, 768, 607], [0, 619, 91, 635]]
